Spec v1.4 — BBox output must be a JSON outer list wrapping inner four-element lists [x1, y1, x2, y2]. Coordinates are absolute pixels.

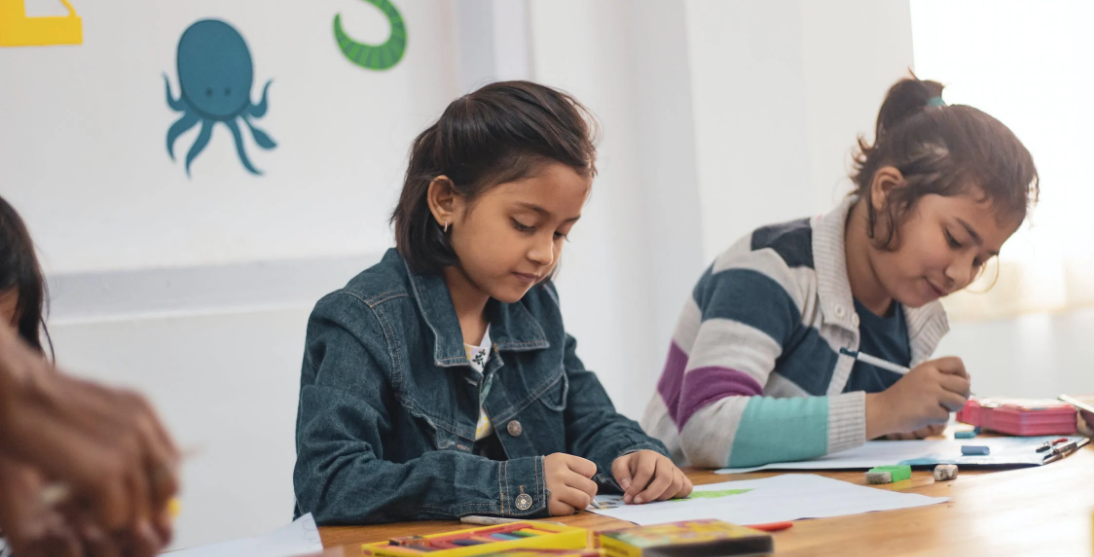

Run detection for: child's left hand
[[611, 450, 692, 505]]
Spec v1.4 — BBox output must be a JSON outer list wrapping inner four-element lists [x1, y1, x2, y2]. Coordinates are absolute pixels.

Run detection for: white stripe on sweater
[[679, 396, 751, 468], [683, 318, 782, 388], [670, 297, 702, 355]]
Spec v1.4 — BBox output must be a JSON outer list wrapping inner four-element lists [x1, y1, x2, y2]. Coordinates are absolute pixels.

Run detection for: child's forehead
[[483, 165, 591, 212]]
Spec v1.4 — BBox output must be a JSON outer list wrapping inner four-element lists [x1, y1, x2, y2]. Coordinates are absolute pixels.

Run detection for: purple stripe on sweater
[[657, 342, 689, 424], [676, 366, 764, 430]]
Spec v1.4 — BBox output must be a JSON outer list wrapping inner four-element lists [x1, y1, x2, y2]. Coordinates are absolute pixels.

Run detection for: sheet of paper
[[715, 435, 1087, 474], [589, 474, 947, 526], [163, 513, 323, 557]]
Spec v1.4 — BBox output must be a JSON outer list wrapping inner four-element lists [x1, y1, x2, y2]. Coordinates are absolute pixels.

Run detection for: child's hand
[[884, 423, 946, 440], [0, 326, 180, 536], [544, 453, 598, 515], [611, 450, 692, 505], [867, 357, 970, 438]]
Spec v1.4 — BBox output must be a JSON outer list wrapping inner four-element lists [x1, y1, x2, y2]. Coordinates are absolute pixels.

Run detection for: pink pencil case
[[957, 398, 1077, 436]]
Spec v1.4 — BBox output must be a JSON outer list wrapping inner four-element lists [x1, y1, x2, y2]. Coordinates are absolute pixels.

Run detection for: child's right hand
[[544, 453, 598, 516], [866, 356, 970, 439]]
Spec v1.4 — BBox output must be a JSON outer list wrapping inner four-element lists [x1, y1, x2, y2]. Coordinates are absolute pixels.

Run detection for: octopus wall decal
[[164, 19, 276, 177]]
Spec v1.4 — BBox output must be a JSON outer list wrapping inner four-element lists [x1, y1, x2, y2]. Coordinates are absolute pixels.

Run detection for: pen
[[840, 348, 976, 396], [839, 348, 909, 374]]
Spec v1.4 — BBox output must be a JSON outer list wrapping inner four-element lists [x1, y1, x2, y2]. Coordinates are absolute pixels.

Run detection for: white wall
[[936, 308, 1094, 400], [527, 0, 706, 416], [49, 307, 312, 548], [3, 0, 459, 274], [686, 0, 916, 261]]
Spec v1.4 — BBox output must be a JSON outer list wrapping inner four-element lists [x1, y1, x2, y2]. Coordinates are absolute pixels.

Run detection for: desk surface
[[316, 445, 1094, 557]]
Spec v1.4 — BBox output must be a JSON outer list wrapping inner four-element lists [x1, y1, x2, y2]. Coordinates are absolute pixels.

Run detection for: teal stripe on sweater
[[727, 396, 829, 468]]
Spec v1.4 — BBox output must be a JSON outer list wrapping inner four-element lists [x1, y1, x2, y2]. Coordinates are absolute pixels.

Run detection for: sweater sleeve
[[674, 253, 866, 468]]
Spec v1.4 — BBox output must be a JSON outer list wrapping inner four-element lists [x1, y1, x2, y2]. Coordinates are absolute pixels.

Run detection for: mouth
[[925, 279, 948, 299], [512, 272, 543, 285]]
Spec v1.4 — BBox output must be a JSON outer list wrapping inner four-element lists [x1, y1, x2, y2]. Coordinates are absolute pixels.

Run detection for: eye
[[205, 88, 213, 97], [224, 88, 231, 96], [944, 230, 963, 249], [511, 218, 534, 233], [554, 231, 569, 241]]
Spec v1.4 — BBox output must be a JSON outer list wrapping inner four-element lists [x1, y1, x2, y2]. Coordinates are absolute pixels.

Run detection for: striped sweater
[[641, 197, 949, 468]]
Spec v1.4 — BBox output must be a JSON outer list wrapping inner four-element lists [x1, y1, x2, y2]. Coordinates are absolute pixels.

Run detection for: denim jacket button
[[507, 420, 523, 437], [515, 493, 533, 511]]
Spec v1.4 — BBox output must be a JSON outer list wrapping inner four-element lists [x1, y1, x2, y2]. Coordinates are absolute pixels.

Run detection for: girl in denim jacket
[[294, 81, 692, 524]]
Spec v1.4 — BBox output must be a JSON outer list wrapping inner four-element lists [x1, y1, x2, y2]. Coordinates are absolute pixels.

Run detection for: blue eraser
[[961, 445, 990, 456], [954, 430, 978, 439]]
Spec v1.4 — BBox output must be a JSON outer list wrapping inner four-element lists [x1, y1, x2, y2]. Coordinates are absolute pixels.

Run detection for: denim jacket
[[293, 249, 667, 525]]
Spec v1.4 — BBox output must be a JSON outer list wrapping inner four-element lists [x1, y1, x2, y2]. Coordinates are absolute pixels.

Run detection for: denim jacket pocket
[[536, 368, 569, 412]]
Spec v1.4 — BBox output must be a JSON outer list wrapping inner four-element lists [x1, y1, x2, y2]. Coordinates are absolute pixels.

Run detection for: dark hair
[[851, 76, 1039, 249], [391, 80, 598, 274], [0, 196, 52, 357]]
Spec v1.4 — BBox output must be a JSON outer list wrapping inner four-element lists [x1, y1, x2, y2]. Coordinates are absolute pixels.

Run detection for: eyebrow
[[516, 202, 581, 223], [956, 218, 999, 256]]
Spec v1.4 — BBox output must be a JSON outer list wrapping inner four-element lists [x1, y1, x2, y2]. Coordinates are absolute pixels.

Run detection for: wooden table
[[316, 444, 1094, 556]]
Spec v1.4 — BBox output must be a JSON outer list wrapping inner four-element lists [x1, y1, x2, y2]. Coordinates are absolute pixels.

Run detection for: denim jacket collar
[[396, 250, 550, 368]]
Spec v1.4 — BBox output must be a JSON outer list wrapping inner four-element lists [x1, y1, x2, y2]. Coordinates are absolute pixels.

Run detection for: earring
[[443, 220, 449, 233]]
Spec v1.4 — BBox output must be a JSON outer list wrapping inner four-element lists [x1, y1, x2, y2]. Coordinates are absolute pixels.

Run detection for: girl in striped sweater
[[643, 77, 1039, 468]]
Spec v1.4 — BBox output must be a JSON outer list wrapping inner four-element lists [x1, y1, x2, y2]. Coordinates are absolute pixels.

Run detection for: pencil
[[839, 348, 909, 374], [840, 348, 977, 397]]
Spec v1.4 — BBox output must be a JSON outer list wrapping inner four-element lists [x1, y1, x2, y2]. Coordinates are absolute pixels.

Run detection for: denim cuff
[[498, 456, 549, 517]]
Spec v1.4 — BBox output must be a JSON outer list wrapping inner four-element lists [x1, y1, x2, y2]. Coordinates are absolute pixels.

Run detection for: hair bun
[[874, 77, 945, 139]]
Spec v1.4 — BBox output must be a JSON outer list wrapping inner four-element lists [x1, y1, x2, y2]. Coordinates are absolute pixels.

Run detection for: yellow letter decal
[[0, 0, 82, 47]]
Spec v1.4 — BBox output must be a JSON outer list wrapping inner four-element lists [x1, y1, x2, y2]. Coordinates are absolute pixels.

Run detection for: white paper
[[163, 514, 324, 557], [715, 435, 1085, 474], [589, 474, 947, 526]]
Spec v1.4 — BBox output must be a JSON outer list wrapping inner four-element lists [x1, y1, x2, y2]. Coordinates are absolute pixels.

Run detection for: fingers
[[654, 468, 687, 501], [567, 471, 598, 502], [618, 452, 691, 505], [938, 373, 971, 398], [623, 455, 656, 504], [928, 402, 951, 424], [611, 456, 632, 491], [932, 356, 968, 378], [549, 486, 591, 516], [78, 523, 121, 557], [938, 388, 968, 413], [125, 519, 164, 557], [115, 390, 180, 512], [152, 508, 174, 549], [633, 459, 674, 504], [678, 472, 694, 498], [563, 455, 597, 479]]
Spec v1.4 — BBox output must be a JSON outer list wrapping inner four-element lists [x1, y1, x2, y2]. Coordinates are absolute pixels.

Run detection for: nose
[[944, 253, 977, 290], [527, 231, 555, 268]]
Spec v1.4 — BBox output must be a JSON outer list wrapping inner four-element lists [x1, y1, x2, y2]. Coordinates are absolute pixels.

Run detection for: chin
[[490, 286, 532, 304]]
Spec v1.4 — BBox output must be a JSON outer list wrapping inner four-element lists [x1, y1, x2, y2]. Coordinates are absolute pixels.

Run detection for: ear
[[870, 166, 905, 211], [426, 176, 462, 229]]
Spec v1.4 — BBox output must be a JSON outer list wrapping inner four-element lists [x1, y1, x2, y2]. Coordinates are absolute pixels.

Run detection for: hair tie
[[926, 96, 946, 107]]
